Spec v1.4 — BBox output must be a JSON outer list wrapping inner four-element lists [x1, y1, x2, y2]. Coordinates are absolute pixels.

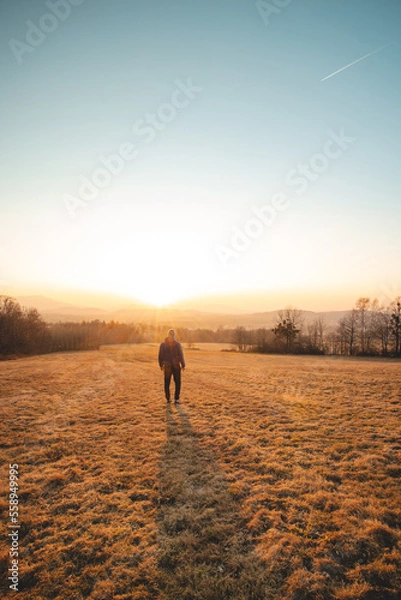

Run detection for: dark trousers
[[164, 365, 181, 400]]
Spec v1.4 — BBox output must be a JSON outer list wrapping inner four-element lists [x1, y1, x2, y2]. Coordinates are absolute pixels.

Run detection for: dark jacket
[[158, 338, 186, 369]]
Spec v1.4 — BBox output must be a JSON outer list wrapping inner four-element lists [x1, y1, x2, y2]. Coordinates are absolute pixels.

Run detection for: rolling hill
[[14, 295, 349, 330]]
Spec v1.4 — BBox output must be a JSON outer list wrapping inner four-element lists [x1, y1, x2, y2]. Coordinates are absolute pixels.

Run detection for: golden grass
[[0, 346, 400, 599]]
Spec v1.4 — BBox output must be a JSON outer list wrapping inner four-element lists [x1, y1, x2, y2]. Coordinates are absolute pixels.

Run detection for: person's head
[[167, 329, 175, 341]]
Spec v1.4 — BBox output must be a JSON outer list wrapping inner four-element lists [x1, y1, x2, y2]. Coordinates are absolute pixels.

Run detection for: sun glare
[[135, 289, 179, 308]]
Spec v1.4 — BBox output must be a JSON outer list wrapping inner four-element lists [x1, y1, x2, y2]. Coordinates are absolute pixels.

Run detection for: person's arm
[[158, 344, 164, 369], [179, 343, 186, 369]]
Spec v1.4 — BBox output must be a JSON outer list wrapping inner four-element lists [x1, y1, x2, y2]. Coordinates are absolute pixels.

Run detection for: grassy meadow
[[0, 345, 400, 599]]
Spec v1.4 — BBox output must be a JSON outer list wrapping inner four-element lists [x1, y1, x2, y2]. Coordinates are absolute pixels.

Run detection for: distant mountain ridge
[[14, 295, 349, 330]]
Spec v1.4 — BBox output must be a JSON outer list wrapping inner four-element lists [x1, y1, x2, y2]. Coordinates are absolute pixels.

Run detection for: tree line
[[0, 296, 232, 358], [1, 295, 400, 359], [232, 298, 401, 357]]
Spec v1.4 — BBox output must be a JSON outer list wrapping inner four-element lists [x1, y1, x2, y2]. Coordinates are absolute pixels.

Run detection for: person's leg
[[164, 366, 172, 401], [172, 367, 181, 401]]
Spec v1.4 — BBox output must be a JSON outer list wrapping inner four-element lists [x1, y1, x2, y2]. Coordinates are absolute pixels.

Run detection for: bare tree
[[306, 317, 327, 353], [254, 328, 270, 353], [390, 298, 401, 356], [326, 331, 341, 355], [338, 309, 357, 355], [246, 328, 254, 350], [0, 296, 50, 356], [371, 303, 392, 356], [272, 307, 303, 352], [355, 297, 372, 354], [232, 326, 247, 352]]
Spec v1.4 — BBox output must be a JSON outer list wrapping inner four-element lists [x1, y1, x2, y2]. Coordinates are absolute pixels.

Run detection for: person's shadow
[[156, 404, 269, 599]]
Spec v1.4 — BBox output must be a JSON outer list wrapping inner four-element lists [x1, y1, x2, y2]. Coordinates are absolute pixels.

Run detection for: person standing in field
[[158, 329, 186, 403]]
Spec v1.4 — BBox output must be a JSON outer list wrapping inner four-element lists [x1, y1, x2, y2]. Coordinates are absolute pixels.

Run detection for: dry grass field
[[1, 345, 400, 600]]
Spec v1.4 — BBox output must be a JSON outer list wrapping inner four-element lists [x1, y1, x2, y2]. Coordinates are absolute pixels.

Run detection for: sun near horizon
[[1, 0, 400, 316]]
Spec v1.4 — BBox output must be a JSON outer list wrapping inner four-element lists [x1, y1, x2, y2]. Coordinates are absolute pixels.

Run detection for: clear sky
[[1, 0, 400, 310]]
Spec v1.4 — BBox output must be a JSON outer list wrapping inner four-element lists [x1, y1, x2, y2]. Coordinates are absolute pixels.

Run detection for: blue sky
[[0, 0, 400, 309]]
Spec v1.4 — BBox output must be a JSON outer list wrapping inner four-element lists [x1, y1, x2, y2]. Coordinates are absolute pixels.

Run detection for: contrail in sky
[[320, 42, 392, 82]]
